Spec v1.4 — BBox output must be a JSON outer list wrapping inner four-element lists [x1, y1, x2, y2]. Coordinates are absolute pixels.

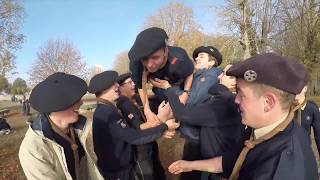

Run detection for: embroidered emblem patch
[[128, 113, 134, 119], [244, 70, 257, 82], [120, 121, 126, 128], [171, 57, 177, 64], [200, 77, 206, 82], [117, 119, 126, 128]]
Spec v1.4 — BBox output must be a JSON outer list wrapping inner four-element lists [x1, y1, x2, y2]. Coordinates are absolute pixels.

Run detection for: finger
[[174, 169, 184, 174], [159, 100, 166, 108]]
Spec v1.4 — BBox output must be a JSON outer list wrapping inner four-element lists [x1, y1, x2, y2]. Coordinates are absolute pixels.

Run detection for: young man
[[117, 72, 170, 180], [187, 46, 223, 106], [295, 72, 320, 156], [151, 65, 243, 180], [89, 70, 179, 180], [19, 72, 103, 180], [168, 53, 318, 180], [129, 27, 194, 123]]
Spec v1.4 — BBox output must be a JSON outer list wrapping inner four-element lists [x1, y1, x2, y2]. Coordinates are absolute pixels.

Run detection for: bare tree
[[219, 0, 282, 58], [271, 0, 320, 71], [0, 0, 24, 76], [113, 50, 130, 74], [28, 39, 87, 86], [144, 1, 201, 46]]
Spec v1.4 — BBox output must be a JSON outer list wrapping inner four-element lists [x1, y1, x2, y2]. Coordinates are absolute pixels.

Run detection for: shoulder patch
[[171, 57, 178, 65], [128, 113, 134, 119]]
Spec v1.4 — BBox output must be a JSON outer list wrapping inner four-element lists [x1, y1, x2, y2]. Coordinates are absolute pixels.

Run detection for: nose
[[195, 56, 200, 62], [234, 94, 240, 104]]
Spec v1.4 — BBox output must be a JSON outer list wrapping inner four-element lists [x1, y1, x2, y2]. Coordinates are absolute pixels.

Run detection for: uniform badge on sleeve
[[128, 113, 134, 120], [117, 119, 127, 128], [171, 57, 177, 64]]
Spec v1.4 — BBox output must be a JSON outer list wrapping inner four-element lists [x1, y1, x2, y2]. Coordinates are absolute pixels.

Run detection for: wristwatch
[[183, 89, 190, 96]]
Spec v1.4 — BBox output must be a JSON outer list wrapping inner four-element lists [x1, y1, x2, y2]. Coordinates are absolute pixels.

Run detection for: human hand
[[144, 108, 160, 123], [165, 119, 180, 131], [157, 101, 173, 122], [218, 64, 236, 92], [178, 92, 188, 104], [150, 78, 171, 90], [168, 160, 193, 174], [162, 130, 176, 139]]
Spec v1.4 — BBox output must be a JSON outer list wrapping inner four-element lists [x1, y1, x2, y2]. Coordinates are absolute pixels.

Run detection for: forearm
[[190, 157, 223, 173], [183, 74, 193, 91]]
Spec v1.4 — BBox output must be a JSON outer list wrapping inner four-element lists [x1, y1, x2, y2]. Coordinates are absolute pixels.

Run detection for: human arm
[[168, 157, 223, 175]]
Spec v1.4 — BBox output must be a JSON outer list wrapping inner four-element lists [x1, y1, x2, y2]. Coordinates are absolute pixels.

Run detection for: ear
[[263, 93, 277, 112], [208, 61, 216, 67]]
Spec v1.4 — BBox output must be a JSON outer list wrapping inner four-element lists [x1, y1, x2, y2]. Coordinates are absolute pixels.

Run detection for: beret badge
[[244, 70, 257, 82]]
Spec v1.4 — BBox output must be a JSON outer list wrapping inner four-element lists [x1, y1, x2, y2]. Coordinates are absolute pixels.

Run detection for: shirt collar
[[254, 112, 289, 139]]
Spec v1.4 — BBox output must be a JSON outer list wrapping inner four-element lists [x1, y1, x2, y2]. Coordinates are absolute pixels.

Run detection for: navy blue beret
[[88, 71, 118, 94], [117, 72, 132, 85], [192, 46, 223, 66], [30, 72, 87, 113], [128, 27, 168, 63], [226, 53, 307, 94]]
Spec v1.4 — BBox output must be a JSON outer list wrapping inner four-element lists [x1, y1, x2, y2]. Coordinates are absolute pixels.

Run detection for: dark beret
[[192, 46, 223, 66], [117, 72, 132, 85], [128, 27, 168, 63], [88, 71, 118, 94], [30, 72, 87, 113], [226, 53, 306, 94]]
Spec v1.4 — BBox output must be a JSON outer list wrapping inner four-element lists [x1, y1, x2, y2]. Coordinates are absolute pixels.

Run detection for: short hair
[[95, 91, 102, 97], [208, 55, 218, 67], [252, 83, 296, 110]]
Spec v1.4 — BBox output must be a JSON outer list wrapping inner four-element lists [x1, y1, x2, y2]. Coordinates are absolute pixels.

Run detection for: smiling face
[[141, 47, 167, 73], [119, 77, 136, 98], [194, 52, 216, 70], [235, 79, 265, 128]]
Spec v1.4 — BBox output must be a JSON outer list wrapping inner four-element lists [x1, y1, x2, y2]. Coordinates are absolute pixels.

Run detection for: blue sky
[[13, 0, 224, 82]]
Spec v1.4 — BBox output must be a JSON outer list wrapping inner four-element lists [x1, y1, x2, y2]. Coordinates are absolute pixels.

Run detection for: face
[[194, 52, 214, 70], [235, 79, 265, 128], [141, 47, 167, 73], [101, 83, 120, 102], [119, 77, 136, 98], [54, 100, 83, 124]]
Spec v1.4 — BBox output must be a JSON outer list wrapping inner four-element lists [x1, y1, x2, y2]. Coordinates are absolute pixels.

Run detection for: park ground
[[1, 97, 320, 180]]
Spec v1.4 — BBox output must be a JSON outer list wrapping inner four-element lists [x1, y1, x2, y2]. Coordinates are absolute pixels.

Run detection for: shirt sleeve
[[310, 101, 320, 155], [106, 111, 168, 145], [165, 84, 239, 127], [173, 48, 194, 79], [117, 97, 144, 129], [129, 59, 143, 89]]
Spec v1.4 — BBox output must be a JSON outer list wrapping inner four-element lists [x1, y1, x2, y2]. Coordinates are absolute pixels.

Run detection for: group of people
[[18, 27, 320, 180]]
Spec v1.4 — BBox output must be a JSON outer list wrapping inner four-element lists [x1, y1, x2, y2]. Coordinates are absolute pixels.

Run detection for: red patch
[[171, 57, 178, 64]]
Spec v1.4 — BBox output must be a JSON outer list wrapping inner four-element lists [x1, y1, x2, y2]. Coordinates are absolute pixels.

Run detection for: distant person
[[19, 72, 103, 180], [25, 99, 31, 116], [0, 118, 11, 135], [295, 71, 320, 157]]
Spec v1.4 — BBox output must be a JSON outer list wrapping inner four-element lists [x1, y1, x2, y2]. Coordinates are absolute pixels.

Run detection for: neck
[[49, 114, 70, 133], [261, 109, 289, 128], [298, 96, 306, 105]]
